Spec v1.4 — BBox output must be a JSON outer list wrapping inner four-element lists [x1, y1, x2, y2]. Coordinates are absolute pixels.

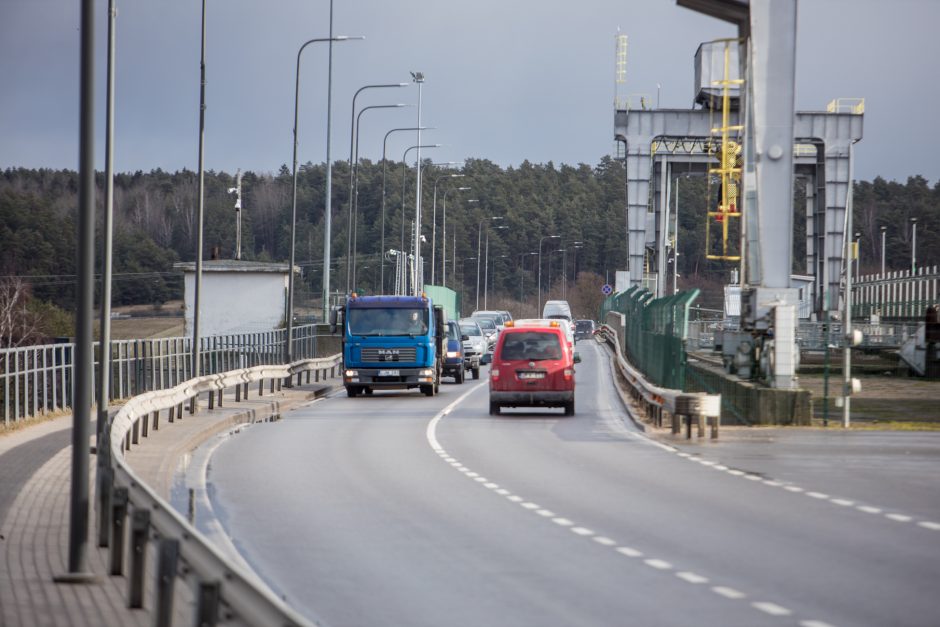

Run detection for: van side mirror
[[573, 352, 581, 364], [461, 334, 469, 341]]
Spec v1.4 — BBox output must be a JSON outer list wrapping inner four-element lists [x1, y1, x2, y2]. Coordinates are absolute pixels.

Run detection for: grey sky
[[1, 0, 937, 183]]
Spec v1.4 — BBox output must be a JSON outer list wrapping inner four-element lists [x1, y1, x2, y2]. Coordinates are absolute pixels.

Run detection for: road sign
[[601, 283, 613, 296]]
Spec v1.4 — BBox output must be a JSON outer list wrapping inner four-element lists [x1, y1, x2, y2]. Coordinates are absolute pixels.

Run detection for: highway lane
[[205, 342, 940, 627]]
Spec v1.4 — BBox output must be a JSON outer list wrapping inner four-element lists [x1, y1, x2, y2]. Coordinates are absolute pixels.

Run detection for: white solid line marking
[[644, 559, 672, 570], [886, 513, 913, 522], [536, 509, 555, 517], [507, 495, 524, 503], [800, 621, 837, 627], [807, 491, 829, 499], [918, 521, 940, 531], [784, 486, 805, 493], [593, 536, 617, 546], [857, 505, 882, 514], [552, 517, 574, 527], [521, 502, 540, 510], [571, 527, 594, 536], [712, 586, 746, 600], [831, 498, 855, 507], [752, 602, 792, 616], [616, 547, 643, 558], [727, 469, 745, 476], [676, 572, 709, 584]]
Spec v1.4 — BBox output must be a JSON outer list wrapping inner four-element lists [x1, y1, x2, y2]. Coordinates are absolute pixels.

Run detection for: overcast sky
[[1, 0, 937, 183]]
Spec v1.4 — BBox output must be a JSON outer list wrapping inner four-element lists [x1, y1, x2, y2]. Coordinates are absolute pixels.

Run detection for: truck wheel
[[421, 384, 434, 397], [346, 386, 360, 398], [564, 399, 575, 416], [472, 366, 480, 380], [455, 366, 465, 384], [489, 401, 500, 415], [364, 387, 374, 395]]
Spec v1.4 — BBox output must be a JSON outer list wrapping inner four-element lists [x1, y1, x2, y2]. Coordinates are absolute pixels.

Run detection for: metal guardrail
[[106, 354, 341, 627], [686, 320, 919, 352], [0, 324, 327, 425], [597, 318, 721, 438]]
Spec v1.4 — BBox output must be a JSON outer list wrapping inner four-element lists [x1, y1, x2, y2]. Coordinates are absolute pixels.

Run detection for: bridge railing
[[106, 354, 341, 627], [0, 324, 334, 425], [598, 316, 721, 438]]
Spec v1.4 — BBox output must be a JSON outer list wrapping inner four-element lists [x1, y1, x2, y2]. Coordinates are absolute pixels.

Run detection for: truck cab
[[331, 294, 444, 397]]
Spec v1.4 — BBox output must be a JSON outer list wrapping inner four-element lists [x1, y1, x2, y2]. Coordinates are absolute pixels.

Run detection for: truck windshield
[[348, 308, 428, 336]]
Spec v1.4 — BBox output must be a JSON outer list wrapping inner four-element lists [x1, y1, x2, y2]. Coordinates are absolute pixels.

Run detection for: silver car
[[458, 319, 485, 377]]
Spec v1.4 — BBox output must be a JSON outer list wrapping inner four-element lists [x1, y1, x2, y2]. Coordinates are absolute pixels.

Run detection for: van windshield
[[500, 332, 562, 361]]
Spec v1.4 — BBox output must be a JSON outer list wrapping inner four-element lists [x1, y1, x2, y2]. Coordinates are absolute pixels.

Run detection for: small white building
[[174, 260, 297, 337]]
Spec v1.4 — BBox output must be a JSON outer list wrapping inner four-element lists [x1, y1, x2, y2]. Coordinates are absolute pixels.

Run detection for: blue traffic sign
[[601, 283, 613, 295]]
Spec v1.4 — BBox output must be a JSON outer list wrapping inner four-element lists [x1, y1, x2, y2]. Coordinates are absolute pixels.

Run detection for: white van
[[542, 300, 575, 342]]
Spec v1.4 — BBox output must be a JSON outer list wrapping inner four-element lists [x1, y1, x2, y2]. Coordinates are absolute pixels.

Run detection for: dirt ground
[[798, 371, 940, 425]]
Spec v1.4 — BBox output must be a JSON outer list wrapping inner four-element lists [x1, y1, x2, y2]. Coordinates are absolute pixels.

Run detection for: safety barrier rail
[[598, 316, 721, 439], [104, 353, 341, 627]]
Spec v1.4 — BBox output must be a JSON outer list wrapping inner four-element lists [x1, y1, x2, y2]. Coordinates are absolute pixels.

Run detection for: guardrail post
[[128, 509, 150, 608], [208, 389, 214, 410], [110, 486, 128, 575], [97, 464, 113, 548], [710, 415, 720, 439], [124, 430, 131, 451], [131, 418, 139, 445], [189, 395, 196, 415], [697, 414, 705, 438], [169, 404, 175, 423], [155, 538, 179, 627], [685, 415, 693, 439], [178, 402, 184, 420], [315, 368, 320, 382], [671, 413, 680, 435], [142, 411, 151, 438], [217, 388, 223, 407], [153, 408, 160, 431], [243, 381, 249, 399], [235, 383, 241, 402], [270, 378, 276, 394], [196, 581, 221, 627]]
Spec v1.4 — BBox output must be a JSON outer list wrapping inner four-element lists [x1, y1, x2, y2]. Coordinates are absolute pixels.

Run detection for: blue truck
[[330, 294, 444, 397]]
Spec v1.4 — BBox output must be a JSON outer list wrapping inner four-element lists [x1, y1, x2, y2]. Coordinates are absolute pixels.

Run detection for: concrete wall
[[183, 272, 287, 336]]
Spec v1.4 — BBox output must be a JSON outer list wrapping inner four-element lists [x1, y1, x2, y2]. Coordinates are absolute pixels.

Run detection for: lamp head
[[410, 71, 425, 83]]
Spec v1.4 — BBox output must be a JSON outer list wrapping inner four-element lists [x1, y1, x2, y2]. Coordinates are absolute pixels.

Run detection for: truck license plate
[[378, 369, 400, 377]]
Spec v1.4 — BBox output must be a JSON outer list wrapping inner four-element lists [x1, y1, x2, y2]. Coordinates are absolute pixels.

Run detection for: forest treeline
[[1, 160, 937, 342]]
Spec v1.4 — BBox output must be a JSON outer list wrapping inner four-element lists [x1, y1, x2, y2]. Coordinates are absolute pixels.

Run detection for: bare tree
[[0, 277, 41, 348]]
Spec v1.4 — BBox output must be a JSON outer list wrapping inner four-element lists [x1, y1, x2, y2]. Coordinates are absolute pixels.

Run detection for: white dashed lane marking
[[425, 381, 836, 627]]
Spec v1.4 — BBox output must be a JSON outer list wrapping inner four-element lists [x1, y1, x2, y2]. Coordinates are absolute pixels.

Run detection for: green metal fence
[[599, 286, 700, 390]]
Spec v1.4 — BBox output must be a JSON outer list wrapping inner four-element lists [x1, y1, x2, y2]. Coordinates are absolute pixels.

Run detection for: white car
[[510, 318, 575, 349]]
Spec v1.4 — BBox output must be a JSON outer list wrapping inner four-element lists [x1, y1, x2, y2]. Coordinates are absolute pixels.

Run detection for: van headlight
[[446, 351, 460, 358]]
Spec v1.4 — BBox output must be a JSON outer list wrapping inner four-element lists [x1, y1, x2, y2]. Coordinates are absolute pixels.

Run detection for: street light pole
[[518, 251, 537, 303], [562, 241, 582, 299], [476, 216, 503, 310], [441, 185, 470, 288], [537, 234, 560, 315], [411, 71, 425, 295], [380, 126, 430, 293], [880, 225, 887, 275], [911, 217, 918, 274], [431, 172, 464, 285], [400, 143, 439, 292], [548, 249, 565, 299], [288, 35, 360, 364], [349, 102, 408, 291], [484, 226, 508, 309]]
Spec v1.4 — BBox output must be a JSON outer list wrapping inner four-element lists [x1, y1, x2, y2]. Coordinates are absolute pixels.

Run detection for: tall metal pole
[[842, 140, 858, 428], [431, 173, 464, 285], [322, 1, 335, 320], [346, 85, 407, 293], [537, 234, 559, 316], [95, 0, 117, 549], [192, 0, 207, 407], [351, 103, 407, 290], [911, 218, 918, 274], [441, 185, 470, 289], [411, 72, 425, 295], [880, 225, 886, 275], [60, 0, 96, 580], [380, 127, 428, 293], [287, 36, 354, 365], [476, 221, 483, 310]]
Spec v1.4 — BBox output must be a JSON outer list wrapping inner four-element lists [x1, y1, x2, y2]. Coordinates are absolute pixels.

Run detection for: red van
[[488, 322, 578, 416]]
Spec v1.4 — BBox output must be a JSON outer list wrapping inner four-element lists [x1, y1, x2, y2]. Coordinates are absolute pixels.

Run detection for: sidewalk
[[0, 378, 340, 627]]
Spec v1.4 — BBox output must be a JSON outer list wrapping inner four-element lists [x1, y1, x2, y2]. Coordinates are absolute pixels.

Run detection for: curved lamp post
[[430, 170, 463, 285], [441, 185, 471, 288], [287, 34, 361, 366], [348, 102, 409, 292], [537, 234, 560, 315], [399, 143, 439, 292], [476, 216, 503, 310]]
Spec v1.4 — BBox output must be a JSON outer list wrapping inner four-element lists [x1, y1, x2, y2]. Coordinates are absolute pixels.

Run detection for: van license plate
[[378, 369, 400, 377], [518, 371, 545, 379]]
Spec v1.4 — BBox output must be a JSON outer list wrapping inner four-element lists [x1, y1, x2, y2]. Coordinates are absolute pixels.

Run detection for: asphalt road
[[204, 341, 940, 627]]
